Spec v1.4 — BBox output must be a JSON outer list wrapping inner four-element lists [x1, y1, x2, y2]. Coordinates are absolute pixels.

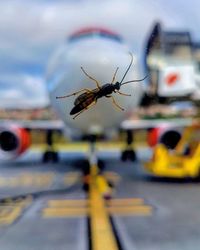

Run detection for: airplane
[[0, 25, 198, 163]]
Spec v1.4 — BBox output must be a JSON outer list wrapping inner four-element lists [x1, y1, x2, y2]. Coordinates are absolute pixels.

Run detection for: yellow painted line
[[47, 199, 88, 207], [108, 205, 153, 216], [0, 207, 13, 216], [96, 175, 112, 197], [19, 173, 54, 187], [31, 143, 89, 152], [104, 172, 121, 183], [0, 196, 32, 225], [15, 196, 33, 207], [43, 207, 88, 217], [31, 142, 147, 152], [0, 207, 22, 225], [90, 165, 118, 250], [96, 142, 147, 150], [106, 198, 144, 206], [0, 177, 19, 187], [63, 172, 81, 185], [0, 174, 54, 188], [18, 174, 34, 186], [42, 199, 153, 218], [0, 196, 32, 207]]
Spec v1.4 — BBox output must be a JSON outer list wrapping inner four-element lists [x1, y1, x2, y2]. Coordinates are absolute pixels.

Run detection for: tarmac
[[0, 145, 200, 250]]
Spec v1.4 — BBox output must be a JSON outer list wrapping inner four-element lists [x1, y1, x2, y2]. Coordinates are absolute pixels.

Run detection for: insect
[[56, 53, 147, 119]]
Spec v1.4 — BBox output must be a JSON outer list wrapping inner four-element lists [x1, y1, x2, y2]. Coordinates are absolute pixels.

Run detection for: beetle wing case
[[70, 105, 83, 115]]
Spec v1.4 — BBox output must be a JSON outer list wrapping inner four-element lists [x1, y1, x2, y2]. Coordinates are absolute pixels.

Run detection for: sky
[[0, 0, 200, 109]]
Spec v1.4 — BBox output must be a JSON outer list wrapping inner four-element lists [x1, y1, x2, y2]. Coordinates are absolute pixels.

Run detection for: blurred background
[[0, 0, 200, 111], [0, 1, 200, 250]]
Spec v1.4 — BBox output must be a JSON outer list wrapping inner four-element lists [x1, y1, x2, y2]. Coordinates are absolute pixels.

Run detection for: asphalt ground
[[0, 146, 200, 250]]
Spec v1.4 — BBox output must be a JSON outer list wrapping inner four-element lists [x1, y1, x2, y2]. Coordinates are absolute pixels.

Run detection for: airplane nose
[[47, 34, 143, 132]]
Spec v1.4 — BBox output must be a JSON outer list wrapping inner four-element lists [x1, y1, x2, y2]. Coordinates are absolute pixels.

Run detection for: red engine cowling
[[147, 126, 181, 149], [0, 126, 31, 160]]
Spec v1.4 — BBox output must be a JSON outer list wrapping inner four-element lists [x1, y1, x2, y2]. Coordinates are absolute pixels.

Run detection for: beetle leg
[[73, 101, 97, 119], [110, 96, 125, 111], [56, 88, 92, 99], [117, 90, 131, 96], [81, 67, 101, 89], [111, 67, 119, 84]]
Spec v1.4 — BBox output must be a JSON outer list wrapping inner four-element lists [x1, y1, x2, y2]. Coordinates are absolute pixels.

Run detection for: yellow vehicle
[[144, 122, 200, 178]]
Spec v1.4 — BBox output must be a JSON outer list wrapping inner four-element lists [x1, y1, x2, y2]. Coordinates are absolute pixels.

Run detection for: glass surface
[[0, 1, 200, 250]]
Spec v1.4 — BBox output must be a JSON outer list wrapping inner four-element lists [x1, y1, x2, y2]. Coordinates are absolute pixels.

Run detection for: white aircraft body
[[47, 28, 143, 134]]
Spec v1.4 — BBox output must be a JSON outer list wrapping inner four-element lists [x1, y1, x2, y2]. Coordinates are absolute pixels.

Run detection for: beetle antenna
[[119, 52, 133, 85], [120, 75, 148, 86]]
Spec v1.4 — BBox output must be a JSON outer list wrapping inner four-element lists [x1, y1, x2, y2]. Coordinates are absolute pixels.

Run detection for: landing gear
[[121, 130, 137, 161], [42, 130, 59, 163], [42, 150, 58, 163], [121, 148, 136, 161], [81, 134, 112, 199]]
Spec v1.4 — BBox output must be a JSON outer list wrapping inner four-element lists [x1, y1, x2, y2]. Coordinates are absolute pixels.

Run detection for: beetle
[[56, 52, 147, 119]]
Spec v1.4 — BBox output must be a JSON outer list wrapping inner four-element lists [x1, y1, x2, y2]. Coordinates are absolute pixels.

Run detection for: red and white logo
[[158, 65, 196, 96], [165, 73, 180, 86]]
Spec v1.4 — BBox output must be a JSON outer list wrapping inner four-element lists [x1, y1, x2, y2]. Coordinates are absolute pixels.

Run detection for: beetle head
[[114, 82, 120, 90]]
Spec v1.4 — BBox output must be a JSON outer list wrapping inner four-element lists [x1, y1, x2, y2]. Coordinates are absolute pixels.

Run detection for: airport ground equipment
[[120, 117, 193, 162], [144, 122, 200, 178]]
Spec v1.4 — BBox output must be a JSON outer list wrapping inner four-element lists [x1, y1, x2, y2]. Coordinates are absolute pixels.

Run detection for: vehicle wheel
[[42, 151, 59, 163]]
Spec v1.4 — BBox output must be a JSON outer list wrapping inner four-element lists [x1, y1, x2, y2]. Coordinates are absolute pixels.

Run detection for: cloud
[[0, 0, 199, 108], [0, 73, 49, 108]]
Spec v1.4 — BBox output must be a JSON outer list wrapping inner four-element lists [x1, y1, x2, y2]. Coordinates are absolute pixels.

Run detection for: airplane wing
[[0, 117, 195, 131], [121, 117, 196, 130], [0, 119, 65, 130], [0, 117, 198, 161]]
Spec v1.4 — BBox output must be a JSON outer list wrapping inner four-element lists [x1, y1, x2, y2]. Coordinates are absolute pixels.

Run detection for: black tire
[[42, 151, 59, 163]]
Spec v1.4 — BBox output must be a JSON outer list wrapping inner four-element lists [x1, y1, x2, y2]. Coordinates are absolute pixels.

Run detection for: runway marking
[[63, 172, 82, 185], [103, 171, 121, 185], [42, 169, 152, 250], [42, 197, 152, 218], [47, 199, 88, 207], [0, 207, 22, 225], [108, 205, 152, 216], [89, 164, 119, 250], [43, 207, 88, 217], [0, 196, 32, 225], [106, 198, 144, 206], [0, 173, 55, 188], [0, 171, 82, 188]]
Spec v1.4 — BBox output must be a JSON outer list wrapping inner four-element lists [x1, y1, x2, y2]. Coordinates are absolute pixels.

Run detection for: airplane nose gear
[[121, 130, 137, 161], [81, 134, 113, 199], [42, 130, 59, 163]]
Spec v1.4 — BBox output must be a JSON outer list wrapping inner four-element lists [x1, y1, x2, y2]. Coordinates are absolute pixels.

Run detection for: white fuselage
[[47, 32, 143, 134]]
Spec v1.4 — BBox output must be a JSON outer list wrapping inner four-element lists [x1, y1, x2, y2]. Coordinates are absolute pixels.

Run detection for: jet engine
[[0, 126, 31, 160]]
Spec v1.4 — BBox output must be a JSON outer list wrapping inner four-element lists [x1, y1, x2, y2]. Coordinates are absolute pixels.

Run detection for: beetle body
[[70, 82, 121, 116], [96, 83, 116, 98], [70, 90, 98, 115]]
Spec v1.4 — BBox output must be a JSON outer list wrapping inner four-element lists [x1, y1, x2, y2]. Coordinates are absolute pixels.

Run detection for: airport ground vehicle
[[144, 121, 200, 178]]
